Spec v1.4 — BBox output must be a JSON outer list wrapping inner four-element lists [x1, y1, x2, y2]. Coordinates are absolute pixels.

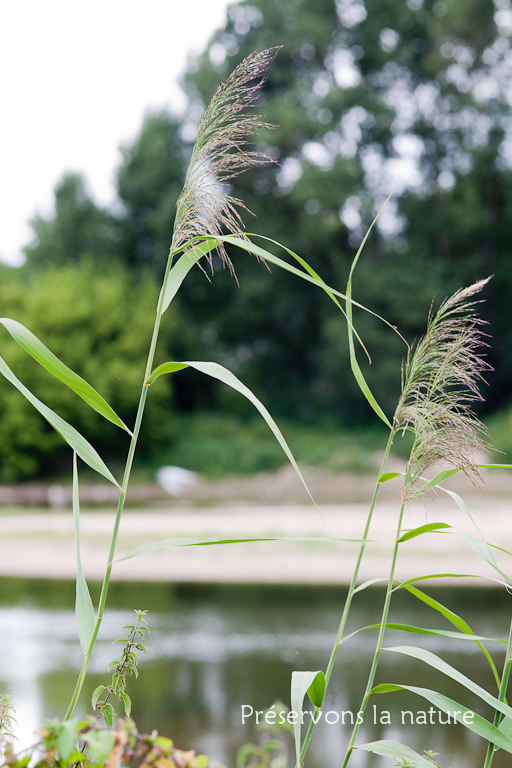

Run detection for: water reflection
[[0, 579, 510, 767]]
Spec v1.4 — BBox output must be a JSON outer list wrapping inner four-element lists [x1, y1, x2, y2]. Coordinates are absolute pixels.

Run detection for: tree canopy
[[17, 0, 512, 479]]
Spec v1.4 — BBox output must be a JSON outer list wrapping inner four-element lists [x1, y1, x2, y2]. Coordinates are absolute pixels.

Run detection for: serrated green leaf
[[291, 671, 324, 767], [399, 522, 452, 543], [146, 359, 318, 509], [73, 454, 95, 653], [102, 703, 115, 728], [91, 686, 105, 710], [121, 693, 131, 717], [57, 719, 80, 761], [371, 683, 512, 752], [356, 740, 438, 768], [84, 729, 115, 763], [135, 643, 147, 653], [0, 356, 119, 486], [0, 317, 131, 433]]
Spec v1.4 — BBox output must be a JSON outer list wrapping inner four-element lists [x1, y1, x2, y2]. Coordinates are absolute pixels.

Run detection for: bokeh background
[[1, 0, 512, 482]]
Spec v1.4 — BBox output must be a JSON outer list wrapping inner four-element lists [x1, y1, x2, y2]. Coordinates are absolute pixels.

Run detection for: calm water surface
[[0, 578, 511, 767]]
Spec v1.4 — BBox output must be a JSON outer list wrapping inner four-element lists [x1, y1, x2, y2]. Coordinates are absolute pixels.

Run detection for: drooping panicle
[[393, 278, 492, 500], [171, 47, 280, 269]]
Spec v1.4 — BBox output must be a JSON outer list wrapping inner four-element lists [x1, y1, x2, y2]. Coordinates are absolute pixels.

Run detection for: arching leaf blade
[[161, 239, 216, 313], [0, 356, 119, 486], [0, 317, 131, 434], [116, 535, 375, 562], [402, 584, 500, 686], [371, 683, 512, 752], [147, 359, 317, 508], [384, 646, 510, 718], [399, 523, 452, 542], [291, 671, 325, 767], [355, 740, 438, 768], [73, 453, 95, 653]]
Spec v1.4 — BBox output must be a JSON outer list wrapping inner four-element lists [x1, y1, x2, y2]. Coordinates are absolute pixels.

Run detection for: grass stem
[[483, 616, 512, 768], [340, 499, 406, 768], [298, 429, 395, 765], [64, 245, 178, 719]]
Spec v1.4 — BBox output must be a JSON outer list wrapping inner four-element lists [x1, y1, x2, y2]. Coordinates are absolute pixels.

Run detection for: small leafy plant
[[92, 609, 149, 727]]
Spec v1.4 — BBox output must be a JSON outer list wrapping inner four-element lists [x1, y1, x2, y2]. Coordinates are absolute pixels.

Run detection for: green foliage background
[[0, 262, 173, 480], [2, 0, 512, 479]]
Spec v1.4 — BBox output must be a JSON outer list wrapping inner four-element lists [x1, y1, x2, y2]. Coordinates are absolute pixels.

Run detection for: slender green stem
[[483, 616, 512, 768], [64, 246, 179, 720], [298, 430, 395, 765], [341, 499, 406, 768]]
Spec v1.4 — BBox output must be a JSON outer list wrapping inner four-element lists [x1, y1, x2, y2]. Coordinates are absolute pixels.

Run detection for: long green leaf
[[399, 523, 452, 542], [378, 471, 403, 483], [216, 234, 393, 426], [384, 646, 512, 719], [394, 573, 509, 590], [355, 740, 438, 768], [0, 356, 119, 486], [73, 454, 95, 653], [345, 198, 394, 428], [147, 359, 316, 507], [290, 671, 325, 768], [352, 578, 388, 594], [116, 535, 374, 562], [243, 232, 369, 358], [371, 683, 512, 752], [0, 317, 131, 433], [160, 239, 216, 313], [402, 584, 501, 686], [341, 623, 505, 645]]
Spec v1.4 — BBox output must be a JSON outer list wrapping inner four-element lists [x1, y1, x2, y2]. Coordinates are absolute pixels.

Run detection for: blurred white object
[[156, 466, 197, 497], [47, 484, 66, 508]]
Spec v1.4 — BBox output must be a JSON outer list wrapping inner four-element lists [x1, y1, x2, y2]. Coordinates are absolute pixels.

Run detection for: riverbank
[[1, 463, 511, 585]]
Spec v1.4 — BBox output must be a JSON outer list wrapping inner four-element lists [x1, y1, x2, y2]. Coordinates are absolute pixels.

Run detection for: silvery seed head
[[394, 278, 492, 500], [172, 48, 280, 271]]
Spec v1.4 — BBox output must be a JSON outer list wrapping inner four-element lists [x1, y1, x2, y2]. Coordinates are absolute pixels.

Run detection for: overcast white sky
[[0, 0, 232, 266]]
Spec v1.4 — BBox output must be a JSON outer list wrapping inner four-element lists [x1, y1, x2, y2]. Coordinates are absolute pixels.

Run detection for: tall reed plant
[[0, 48, 389, 725], [289, 275, 512, 767], [2, 46, 512, 768]]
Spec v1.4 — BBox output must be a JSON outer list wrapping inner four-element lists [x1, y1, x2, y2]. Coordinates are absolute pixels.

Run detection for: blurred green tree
[[23, 0, 512, 429], [0, 261, 174, 480]]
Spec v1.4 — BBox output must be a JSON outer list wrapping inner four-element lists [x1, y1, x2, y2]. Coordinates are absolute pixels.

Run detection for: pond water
[[0, 578, 511, 767]]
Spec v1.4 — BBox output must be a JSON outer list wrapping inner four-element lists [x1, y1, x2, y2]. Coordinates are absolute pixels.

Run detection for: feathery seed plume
[[394, 278, 492, 500], [172, 48, 280, 271]]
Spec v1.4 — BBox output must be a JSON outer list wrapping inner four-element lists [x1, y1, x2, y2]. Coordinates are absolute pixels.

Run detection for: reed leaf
[[0, 317, 131, 433], [291, 670, 325, 768], [147, 359, 316, 507], [116, 535, 375, 562], [371, 683, 512, 752], [384, 646, 507, 716], [356, 741, 440, 768], [0, 356, 119, 485], [73, 453, 95, 653]]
